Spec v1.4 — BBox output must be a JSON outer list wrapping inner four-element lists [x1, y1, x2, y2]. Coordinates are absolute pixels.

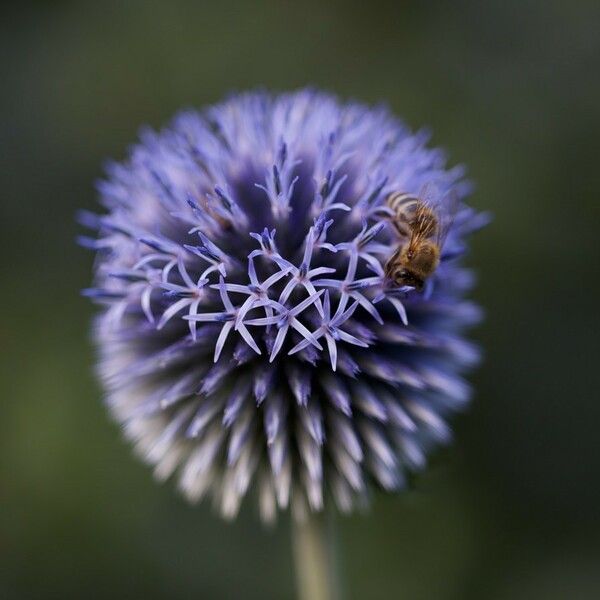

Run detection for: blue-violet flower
[[81, 90, 488, 521]]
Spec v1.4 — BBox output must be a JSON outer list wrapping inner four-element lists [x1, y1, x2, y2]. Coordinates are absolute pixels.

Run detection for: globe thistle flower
[[81, 89, 488, 522]]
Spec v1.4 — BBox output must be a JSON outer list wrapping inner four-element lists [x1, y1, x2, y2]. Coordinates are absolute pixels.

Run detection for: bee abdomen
[[387, 192, 419, 215], [386, 192, 419, 235]]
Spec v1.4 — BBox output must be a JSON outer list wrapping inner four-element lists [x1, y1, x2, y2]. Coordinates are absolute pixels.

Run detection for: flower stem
[[292, 512, 340, 600]]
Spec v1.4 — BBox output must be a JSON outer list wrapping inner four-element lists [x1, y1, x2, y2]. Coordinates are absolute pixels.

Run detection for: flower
[[81, 90, 488, 521]]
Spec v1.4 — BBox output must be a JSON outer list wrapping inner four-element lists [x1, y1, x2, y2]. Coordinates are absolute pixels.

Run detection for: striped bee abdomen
[[386, 191, 419, 237]]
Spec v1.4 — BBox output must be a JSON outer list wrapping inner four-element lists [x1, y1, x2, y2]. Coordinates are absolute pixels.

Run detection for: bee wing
[[435, 189, 459, 247], [417, 182, 459, 248], [417, 181, 440, 207]]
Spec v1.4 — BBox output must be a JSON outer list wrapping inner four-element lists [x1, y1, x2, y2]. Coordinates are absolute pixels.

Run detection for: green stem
[[292, 512, 340, 600]]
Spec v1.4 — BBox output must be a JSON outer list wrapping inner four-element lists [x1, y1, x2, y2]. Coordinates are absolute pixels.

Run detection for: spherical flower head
[[81, 90, 488, 521]]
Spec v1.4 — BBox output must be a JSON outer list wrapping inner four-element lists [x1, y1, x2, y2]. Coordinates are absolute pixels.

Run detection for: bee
[[384, 184, 458, 291]]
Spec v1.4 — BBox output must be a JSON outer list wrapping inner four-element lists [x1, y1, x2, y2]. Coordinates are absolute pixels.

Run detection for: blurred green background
[[1, 1, 599, 598]]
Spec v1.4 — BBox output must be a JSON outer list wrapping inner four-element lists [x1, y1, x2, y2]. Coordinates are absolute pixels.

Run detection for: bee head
[[392, 268, 423, 291]]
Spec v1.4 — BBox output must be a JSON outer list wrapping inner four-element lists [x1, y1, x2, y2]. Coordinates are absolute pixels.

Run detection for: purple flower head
[[82, 90, 488, 521]]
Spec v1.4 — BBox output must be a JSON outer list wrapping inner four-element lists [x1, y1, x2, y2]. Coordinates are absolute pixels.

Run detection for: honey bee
[[384, 184, 457, 291]]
